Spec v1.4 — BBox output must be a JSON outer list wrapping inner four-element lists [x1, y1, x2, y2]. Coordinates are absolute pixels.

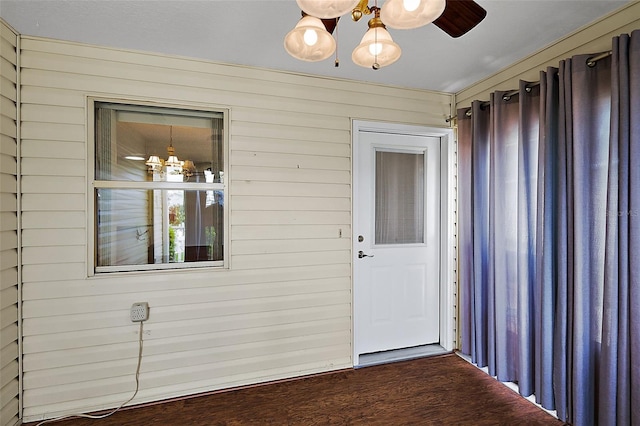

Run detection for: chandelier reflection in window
[[145, 126, 196, 181]]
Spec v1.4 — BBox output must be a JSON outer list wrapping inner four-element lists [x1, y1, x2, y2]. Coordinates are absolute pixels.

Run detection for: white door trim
[[352, 120, 456, 365]]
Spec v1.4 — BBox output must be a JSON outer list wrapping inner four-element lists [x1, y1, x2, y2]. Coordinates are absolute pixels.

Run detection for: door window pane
[[375, 151, 425, 244]]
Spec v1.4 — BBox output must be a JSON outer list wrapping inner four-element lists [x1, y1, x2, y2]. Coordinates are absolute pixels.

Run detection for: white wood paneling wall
[[0, 19, 19, 426], [18, 36, 452, 421]]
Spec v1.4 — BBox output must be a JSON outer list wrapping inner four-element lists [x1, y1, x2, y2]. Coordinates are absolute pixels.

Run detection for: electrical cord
[[35, 321, 145, 426]]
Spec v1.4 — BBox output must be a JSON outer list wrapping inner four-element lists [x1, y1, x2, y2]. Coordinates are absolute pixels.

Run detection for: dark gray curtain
[[516, 79, 540, 399], [458, 106, 474, 358], [553, 52, 612, 425], [599, 31, 640, 425], [535, 68, 559, 410], [458, 30, 639, 425], [472, 101, 490, 368], [488, 91, 519, 381], [459, 86, 544, 385]]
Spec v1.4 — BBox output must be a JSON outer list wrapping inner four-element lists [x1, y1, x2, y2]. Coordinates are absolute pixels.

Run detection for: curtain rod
[[446, 50, 613, 123], [587, 50, 612, 67]]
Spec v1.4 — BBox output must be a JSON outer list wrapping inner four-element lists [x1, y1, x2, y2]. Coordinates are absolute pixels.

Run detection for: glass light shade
[[296, 0, 360, 19], [182, 160, 195, 171], [284, 15, 336, 62], [145, 155, 162, 167], [166, 155, 182, 168], [380, 0, 446, 29], [352, 26, 402, 68], [182, 160, 195, 177]]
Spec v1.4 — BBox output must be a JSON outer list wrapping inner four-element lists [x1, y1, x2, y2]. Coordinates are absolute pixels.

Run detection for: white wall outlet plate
[[130, 302, 149, 322]]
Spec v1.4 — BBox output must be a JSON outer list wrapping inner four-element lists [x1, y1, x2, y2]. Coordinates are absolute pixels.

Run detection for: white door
[[354, 127, 441, 361]]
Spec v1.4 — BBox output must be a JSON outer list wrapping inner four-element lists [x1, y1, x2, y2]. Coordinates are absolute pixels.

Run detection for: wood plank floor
[[33, 353, 563, 425]]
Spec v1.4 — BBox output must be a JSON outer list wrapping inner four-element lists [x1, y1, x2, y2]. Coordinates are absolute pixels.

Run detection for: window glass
[[93, 102, 226, 273], [375, 151, 425, 244], [95, 104, 224, 183]]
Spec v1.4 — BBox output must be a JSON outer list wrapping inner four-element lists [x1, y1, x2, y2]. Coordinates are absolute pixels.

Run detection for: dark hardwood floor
[[34, 353, 563, 425]]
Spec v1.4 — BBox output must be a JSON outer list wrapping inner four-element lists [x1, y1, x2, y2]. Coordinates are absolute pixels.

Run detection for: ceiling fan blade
[[298, 10, 340, 34], [321, 17, 339, 34], [433, 0, 487, 38]]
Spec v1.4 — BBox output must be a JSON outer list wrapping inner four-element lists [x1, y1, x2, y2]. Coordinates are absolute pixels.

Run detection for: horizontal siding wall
[[0, 19, 19, 426], [456, 2, 640, 107], [18, 37, 452, 421]]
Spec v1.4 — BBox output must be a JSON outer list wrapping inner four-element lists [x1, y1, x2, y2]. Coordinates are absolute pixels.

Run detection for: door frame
[[352, 120, 456, 365]]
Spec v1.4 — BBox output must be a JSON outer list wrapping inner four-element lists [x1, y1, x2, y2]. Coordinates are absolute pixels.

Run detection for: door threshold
[[356, 344, 451, 368]]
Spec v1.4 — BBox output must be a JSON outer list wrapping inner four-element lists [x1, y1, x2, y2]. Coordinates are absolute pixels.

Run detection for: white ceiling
[[0, 0, 630, 92]]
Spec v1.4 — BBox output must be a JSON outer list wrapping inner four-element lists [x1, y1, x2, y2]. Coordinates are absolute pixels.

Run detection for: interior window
[[93, 102, 226, 273]]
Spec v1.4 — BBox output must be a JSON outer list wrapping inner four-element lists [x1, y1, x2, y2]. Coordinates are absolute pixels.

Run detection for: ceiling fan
[[319, 0, 486, 38], [285, 0, 487, 69]]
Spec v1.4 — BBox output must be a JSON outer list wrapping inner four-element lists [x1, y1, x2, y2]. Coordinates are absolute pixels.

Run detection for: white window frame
[[87, 98, 230, 276]]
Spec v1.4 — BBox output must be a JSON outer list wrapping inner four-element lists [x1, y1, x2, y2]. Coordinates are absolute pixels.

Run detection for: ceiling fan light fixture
[[285, 15, 336, 62], [380, 0, 446, 29], [352, 17, 401, 69], [285, 0, 486, 69], [296, 0, 360, 19]]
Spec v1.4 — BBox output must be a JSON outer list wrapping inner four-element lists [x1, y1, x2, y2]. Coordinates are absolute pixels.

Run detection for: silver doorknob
[[358, 251, 374, 259]]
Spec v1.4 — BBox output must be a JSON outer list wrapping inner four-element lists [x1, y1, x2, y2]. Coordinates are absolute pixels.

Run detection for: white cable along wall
[[17, 35, 452, 422]]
